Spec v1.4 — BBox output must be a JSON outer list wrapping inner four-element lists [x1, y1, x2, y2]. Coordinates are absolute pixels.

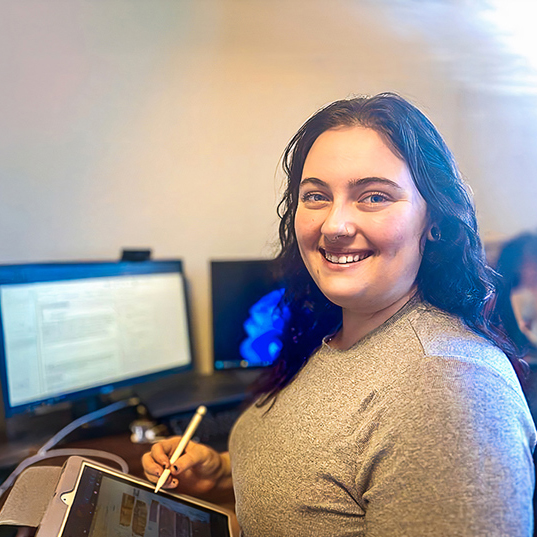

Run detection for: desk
[[0, 369, 258, 470]]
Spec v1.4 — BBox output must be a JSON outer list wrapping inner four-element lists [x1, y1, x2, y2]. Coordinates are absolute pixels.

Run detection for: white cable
[[38, 397, 139, 454], [0, 397, 140, 501]]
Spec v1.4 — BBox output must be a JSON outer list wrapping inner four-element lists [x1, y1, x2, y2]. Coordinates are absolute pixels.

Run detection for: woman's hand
[[142, 436, 233, 500]]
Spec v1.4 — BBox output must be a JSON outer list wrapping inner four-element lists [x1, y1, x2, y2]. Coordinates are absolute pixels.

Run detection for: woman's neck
[[330, 291, 417, 350]]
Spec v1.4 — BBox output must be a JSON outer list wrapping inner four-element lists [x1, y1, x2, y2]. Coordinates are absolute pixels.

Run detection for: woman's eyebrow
[[299, 177, 328, 188], [300, 176, 404, 191], [348, 177, 404, 190]]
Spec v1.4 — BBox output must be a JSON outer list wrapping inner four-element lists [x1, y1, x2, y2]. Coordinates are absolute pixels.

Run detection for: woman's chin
[[318, 288, 367, 310]]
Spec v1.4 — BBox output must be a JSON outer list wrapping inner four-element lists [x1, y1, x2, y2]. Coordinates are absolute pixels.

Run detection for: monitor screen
[[0, 260, 192, 417], [211, 259, 290, 370]]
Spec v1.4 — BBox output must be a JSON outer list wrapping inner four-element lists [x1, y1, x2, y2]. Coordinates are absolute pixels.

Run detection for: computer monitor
[[0, 260, 193, 417], [211, 259, 290, 370]]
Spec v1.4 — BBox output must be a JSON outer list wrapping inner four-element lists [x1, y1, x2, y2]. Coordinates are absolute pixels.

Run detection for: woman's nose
[[321, 204, 357, 241]]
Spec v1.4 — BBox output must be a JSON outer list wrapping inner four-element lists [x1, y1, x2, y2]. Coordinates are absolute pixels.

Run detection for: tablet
[[36, 456, 233, 537]]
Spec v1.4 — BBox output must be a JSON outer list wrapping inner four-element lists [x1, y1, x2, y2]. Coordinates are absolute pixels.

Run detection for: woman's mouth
[[320, 248, 373, 265]]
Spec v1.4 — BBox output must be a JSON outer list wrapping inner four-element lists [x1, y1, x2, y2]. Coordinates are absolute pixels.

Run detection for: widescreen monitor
[[211, 259, 290, 370], [0, 260, 192, 417]]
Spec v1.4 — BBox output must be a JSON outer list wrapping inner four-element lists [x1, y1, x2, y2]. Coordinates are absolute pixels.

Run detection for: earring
[[429, 225, 441, 241]]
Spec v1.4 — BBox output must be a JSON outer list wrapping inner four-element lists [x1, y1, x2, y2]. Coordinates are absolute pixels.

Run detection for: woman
[[143, 93, 536, 536], [496, 232, 537, 351]]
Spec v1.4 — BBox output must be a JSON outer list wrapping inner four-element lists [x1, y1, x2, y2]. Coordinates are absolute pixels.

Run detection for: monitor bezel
[[0, 259, 194, 417]]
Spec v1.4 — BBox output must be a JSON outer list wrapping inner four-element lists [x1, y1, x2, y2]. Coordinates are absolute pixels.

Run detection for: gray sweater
[[229, 299, 537, 536]]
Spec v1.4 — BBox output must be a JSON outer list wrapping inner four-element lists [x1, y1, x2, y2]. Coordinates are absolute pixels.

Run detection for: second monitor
[[211, 259, 289, 371]]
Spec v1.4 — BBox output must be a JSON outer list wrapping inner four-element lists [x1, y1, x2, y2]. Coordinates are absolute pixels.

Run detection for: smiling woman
[[143, 93, 536, 537], [295, 126, 429, 346]]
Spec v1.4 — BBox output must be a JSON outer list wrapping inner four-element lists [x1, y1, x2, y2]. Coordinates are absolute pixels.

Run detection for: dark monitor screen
[[0, 260, 193, 417], [211, 259, 290, 370]]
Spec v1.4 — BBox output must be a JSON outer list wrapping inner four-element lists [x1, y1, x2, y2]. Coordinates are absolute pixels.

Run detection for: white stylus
[[154, 405, 207, 493]]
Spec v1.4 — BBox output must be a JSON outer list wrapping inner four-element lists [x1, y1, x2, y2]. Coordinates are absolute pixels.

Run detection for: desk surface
[[0, 403, 139, 469], [0, 368, 258, 469], [61, 432, 150, 478]]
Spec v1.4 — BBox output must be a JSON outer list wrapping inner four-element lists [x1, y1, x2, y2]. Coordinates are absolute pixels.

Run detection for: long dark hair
[[252, 92, 526, 405]]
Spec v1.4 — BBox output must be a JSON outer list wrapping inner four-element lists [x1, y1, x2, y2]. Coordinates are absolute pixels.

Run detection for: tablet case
[[0, 460, 237, 536], [0, 466, 62, 528]]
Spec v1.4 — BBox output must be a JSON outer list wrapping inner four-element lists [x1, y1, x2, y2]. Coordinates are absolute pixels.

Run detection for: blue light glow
[[239, 288, 290, 366]]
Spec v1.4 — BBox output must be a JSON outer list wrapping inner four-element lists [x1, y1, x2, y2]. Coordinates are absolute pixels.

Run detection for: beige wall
[[1, 0, 537, 372]]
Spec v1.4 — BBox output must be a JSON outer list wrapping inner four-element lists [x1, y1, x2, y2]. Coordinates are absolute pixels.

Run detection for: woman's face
[[294, 126, 429, 315]]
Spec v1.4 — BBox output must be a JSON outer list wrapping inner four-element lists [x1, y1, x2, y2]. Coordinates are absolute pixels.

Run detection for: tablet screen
[[59, 464, 230, 536]]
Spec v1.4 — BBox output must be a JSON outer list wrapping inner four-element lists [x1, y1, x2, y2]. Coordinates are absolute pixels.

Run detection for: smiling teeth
[[324, 251, 369, 264]]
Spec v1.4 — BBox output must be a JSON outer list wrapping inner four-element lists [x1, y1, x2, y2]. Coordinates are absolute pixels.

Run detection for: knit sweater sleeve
[[360, 355, 535, 537]]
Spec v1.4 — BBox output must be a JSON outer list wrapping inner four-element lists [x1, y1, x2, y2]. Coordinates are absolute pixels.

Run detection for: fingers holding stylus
[[152, 406, 208, 493], [142, 436, 180, 488], [143, 436, 207, 488], [143, 437, 226, 496], [151, 436, 181, 469]]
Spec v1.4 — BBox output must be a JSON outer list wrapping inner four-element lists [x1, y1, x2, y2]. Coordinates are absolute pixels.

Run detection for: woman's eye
[[362, 192, 389, 204], [301, 192, 328, 203]]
